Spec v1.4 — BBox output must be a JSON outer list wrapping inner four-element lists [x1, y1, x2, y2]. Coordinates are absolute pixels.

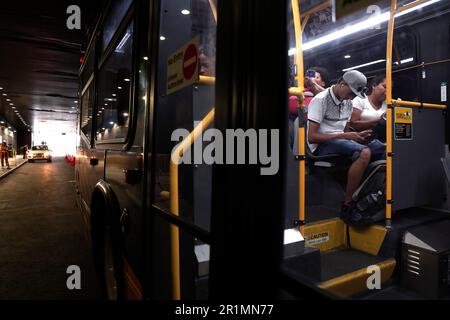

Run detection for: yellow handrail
[[291, 0, 306, 235], [289, 0, 332, 26], [169, 108, 215, 300], [385, 0, 397, 224], [208, 0, 217, 23], [392, 99, 447, 110], [199, 75, 215, 85], [394, 0, 430, 14], [292, 0, 304, 90], [289, 87, 303, 97]]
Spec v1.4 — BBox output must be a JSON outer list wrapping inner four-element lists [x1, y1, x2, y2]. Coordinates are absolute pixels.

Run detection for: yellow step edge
[[318, 258, 396, 298], [346, 224, 388, 256], [304, 218, 345, 252], [303, 217, 388, 256]]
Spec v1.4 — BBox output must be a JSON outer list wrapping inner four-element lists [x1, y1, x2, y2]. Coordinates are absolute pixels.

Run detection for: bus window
[[393, 29, 416, 67], [81, 48, 95, 87], [101, 0, 133, 53], [153, 0, 216, 231], [96, 22, 134, 142], [151, 0, 217, 299], [80, 82, 94, 142]]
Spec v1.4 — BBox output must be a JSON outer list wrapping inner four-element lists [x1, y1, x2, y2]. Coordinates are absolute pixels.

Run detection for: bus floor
[[0, 157, 102, 299]]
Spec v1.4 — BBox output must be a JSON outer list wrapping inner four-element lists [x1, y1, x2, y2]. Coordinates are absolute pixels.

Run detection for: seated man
[[307, 70, 385, 219]]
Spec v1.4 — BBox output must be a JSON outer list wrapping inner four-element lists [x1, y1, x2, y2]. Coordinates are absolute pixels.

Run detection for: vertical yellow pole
[[292, 0, 304, 89], [208, 0, 218, 23], [292, 0, 306, 235], [385, 0, 397, 225], [169, 109, 215, 300], [169, 164, 181, 300]]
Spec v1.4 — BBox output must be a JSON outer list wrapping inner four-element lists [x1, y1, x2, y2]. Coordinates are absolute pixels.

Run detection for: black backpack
[[345, 160, 386, 227]]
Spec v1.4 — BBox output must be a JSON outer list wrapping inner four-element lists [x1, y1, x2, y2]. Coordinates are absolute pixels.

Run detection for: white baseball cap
[[343, 70, 368, 99]]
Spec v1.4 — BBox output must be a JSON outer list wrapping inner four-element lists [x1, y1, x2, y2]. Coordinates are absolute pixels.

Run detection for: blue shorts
[[315, 139, 386, 162]]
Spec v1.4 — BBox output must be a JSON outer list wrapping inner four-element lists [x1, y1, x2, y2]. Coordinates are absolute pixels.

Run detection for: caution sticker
[[394, 107, 413, 140], [305, 232, 330, 246], [167, 36, 200, 95]]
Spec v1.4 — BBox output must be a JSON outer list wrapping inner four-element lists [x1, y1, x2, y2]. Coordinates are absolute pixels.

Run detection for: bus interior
[[76, 0, 450, 300]]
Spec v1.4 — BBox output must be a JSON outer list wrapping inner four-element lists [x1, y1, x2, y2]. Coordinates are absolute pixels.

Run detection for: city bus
[[76, 0, 450, 300]]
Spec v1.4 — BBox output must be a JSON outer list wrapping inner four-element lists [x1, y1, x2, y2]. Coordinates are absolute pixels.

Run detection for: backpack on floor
[[346, 160, 386, 227]]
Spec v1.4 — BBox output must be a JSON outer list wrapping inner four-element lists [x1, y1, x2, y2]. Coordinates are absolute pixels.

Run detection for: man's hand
[[343, 130, 372, 143]]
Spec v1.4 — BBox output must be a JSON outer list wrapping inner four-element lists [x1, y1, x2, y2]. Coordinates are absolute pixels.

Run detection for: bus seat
[[292, 117, 342, 167]]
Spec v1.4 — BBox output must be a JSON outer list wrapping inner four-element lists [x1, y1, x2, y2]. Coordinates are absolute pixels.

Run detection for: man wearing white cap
[[307, 70, 385, 220]]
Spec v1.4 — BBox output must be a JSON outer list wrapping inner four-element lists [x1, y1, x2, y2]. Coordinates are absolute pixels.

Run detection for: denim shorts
[[315, 139, 386, 162]]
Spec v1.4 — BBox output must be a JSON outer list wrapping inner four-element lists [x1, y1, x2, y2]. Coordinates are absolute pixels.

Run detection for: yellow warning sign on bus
[[394, 107, 413, 124], [394, 107, 413, 140], [167, 36, 200, 95]]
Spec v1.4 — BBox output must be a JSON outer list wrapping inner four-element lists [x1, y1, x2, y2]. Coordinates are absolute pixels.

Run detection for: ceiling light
[[288, 0, 440, 54], [143, 57, 149, 61], [160, 36, 166, 41], [12, 107, 16, 109], [395, 0, 441, 18], [401, 57, 414, 64], [118, 86, 122, 90], [123, 113, 129, 117], [0, 121, 4, 124], [2, 93, 6, 96], [9, 103, 13, 106], [116, 33, 131, 52], [181, 9, 190, 15], [344, 55, 351, 59], [0, 87, 3, 90], [342, 59, 386, 72], [112, 94, 116, 97], [124, 78, 130, 82], [74, 101, 78, 104], [109, 122, 115, 125]]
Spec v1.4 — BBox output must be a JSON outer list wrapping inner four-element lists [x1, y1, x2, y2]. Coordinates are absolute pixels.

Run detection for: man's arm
[[305, 77, 325, 95], [350, 108, 383, 131], [308, 121, 370, 144]]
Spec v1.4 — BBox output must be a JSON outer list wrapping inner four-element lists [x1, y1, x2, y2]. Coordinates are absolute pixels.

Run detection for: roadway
[[0, 157, 102, 299]]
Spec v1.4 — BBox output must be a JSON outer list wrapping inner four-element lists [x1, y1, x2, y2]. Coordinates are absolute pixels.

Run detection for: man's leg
[[1, 153, 4, 167], [344, 148, 371, 204], [316, 139, 371, 204], [367, 139, 386, 161]]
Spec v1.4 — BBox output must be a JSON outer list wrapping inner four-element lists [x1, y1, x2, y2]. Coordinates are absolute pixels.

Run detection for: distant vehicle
[[27, 145, 52, 163]]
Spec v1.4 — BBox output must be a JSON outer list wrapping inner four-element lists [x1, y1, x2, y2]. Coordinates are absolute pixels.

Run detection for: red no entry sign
[[183, 43, 198, 81]]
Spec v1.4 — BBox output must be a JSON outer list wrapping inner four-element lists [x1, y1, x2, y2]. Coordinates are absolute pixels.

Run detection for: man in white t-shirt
[[307, 70, 385, 220]]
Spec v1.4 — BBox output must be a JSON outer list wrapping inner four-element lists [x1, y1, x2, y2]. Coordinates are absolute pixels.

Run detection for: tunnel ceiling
[[0, 1, 101, 133]]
